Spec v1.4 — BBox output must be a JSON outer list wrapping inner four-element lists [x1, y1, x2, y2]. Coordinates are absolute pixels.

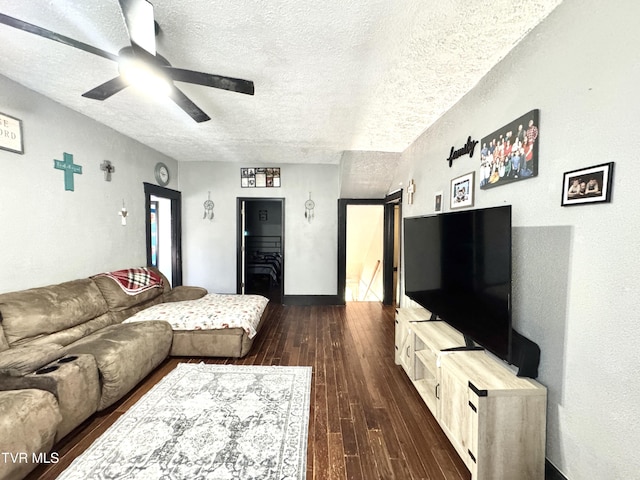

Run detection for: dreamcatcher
[[203, 192, 214, 220], [305, 193, 315, 223]]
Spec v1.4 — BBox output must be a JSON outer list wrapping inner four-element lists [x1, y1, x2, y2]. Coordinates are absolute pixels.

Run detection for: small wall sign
[[447, 136, 478, 167], [54, 152, 83, 191], [0, 111, 24, 154]]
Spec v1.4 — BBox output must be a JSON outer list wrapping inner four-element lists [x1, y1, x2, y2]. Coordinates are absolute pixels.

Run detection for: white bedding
[[123, 294, 269, 339]]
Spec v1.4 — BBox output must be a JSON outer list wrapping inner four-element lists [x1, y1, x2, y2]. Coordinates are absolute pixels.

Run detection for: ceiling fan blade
[[82, 76, 129, 100], [164, 67, 255, 96], [168, 86, 211, 123], [117, 0, 156, 57], [0, 13, 118, 62]]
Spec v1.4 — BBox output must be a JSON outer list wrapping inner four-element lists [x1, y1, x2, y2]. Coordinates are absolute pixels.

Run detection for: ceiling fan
[[0, 0, 255, 122]]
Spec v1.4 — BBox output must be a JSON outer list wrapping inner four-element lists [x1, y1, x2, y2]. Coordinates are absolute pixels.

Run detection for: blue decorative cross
[[54, 152, 83, 191]]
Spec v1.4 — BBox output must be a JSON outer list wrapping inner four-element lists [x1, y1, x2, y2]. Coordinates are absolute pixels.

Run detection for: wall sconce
[[305, 193, 315, 223], [203, 191, 214, 221], [118, 200, 128, 226]]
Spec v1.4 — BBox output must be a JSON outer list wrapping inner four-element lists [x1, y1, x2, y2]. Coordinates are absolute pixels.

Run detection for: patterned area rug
[[58, 363, 312, 480]]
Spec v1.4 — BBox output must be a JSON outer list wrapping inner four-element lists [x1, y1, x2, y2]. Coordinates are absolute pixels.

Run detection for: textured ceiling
[[0, 0, 561, 196]]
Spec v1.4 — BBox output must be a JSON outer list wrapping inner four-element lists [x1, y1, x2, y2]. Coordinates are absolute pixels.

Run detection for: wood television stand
[[395, 307, 547, 480]]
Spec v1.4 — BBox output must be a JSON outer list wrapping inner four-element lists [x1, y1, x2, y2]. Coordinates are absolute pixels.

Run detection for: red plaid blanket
[[94, 267, 163, 295]]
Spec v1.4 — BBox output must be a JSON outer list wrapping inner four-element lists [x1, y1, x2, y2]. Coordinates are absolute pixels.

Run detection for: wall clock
[[154, 162, 170, 186]]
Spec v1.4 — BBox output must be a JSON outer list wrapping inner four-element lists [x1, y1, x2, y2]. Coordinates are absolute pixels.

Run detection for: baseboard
[[281, 295, 342, 306], [546, 459, 568, 480]]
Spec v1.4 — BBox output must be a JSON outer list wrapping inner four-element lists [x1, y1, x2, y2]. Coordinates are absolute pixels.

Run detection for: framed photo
[[561, 162, 614, 206], [241, 168, 256, 187], [0, 111, 24, 154], [450, 172, 475, 209], [434, 191, 443, 212], [479, 109, 539, 189], [241, 167, 280, 188]]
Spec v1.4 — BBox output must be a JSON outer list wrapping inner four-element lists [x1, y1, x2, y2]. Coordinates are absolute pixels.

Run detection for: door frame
[[337, 198, 385, 305], [382, 189, 403, 305], [144, 182, 183, 286], [337, 191, 402, 305], [236, 197, 285, 298]]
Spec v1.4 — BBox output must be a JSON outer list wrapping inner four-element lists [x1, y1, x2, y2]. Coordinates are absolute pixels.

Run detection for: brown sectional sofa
[[0, 268, 206, 480]]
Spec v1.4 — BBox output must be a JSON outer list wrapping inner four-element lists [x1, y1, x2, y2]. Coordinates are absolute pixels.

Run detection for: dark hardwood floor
[[28, 302, 470, 480]]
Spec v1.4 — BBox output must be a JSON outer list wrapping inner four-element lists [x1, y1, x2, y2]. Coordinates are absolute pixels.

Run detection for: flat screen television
[[404, 205, 513, 363]]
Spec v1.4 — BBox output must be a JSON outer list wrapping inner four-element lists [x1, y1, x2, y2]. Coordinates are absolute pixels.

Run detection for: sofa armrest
[[0, 344, 66, 377], [164, 286, 207, 303], [0, 344, 67, 395]]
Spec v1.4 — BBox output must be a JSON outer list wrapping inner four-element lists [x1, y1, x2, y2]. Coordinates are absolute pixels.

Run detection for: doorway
[[337, 190, 402, 305], [345, 204, 385, 301], [236, 198, 285, 303], [144, 183, 183, 287]]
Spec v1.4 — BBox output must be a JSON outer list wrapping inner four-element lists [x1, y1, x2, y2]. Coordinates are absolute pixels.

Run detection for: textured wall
[[391, 0, 640, 478], [0, 75, 178, 293]]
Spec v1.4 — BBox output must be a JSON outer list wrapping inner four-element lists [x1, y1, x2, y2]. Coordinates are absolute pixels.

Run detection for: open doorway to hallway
[[346, 204, 384, 301], [338, 191, 402, 306]]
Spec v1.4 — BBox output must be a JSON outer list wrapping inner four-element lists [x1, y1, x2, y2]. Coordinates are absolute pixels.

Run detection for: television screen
[[404, 205, 512, 361]]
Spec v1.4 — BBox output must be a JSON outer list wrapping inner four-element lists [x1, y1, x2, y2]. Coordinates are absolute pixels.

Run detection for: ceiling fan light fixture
[[119, 58, 172, 96], [0, 10, 253, 122]]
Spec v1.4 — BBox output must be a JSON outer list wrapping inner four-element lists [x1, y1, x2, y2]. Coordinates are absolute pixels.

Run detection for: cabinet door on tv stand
[[437, 354, 474, 469], [399, 326, 415, 379], [394, 312, 404, 366], [395, 310, 415, 375]]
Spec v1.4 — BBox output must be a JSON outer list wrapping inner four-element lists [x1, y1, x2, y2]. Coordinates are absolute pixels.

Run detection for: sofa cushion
[[14, 313, 115, 349], [0, 344, 65, 376], [0, 389, 61, 480], [64, 321, 173, 410], [0, 279, 109, 346]]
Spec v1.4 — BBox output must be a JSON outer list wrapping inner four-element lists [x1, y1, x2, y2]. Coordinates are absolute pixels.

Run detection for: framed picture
[[241, 168, 256, 187], [241, 167, 281, 188], [434, 191, 443, 212], [0, 111, 24, 154], [479, 109, 539, 189], [561, 162, 614, 206], [450, 172, 475, 209]]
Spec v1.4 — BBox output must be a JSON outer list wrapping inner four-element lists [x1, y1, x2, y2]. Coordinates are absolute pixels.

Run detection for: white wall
[[179, 161, 339, 295], [0, 75, 179, 293], [391, 0, 640, 478]]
